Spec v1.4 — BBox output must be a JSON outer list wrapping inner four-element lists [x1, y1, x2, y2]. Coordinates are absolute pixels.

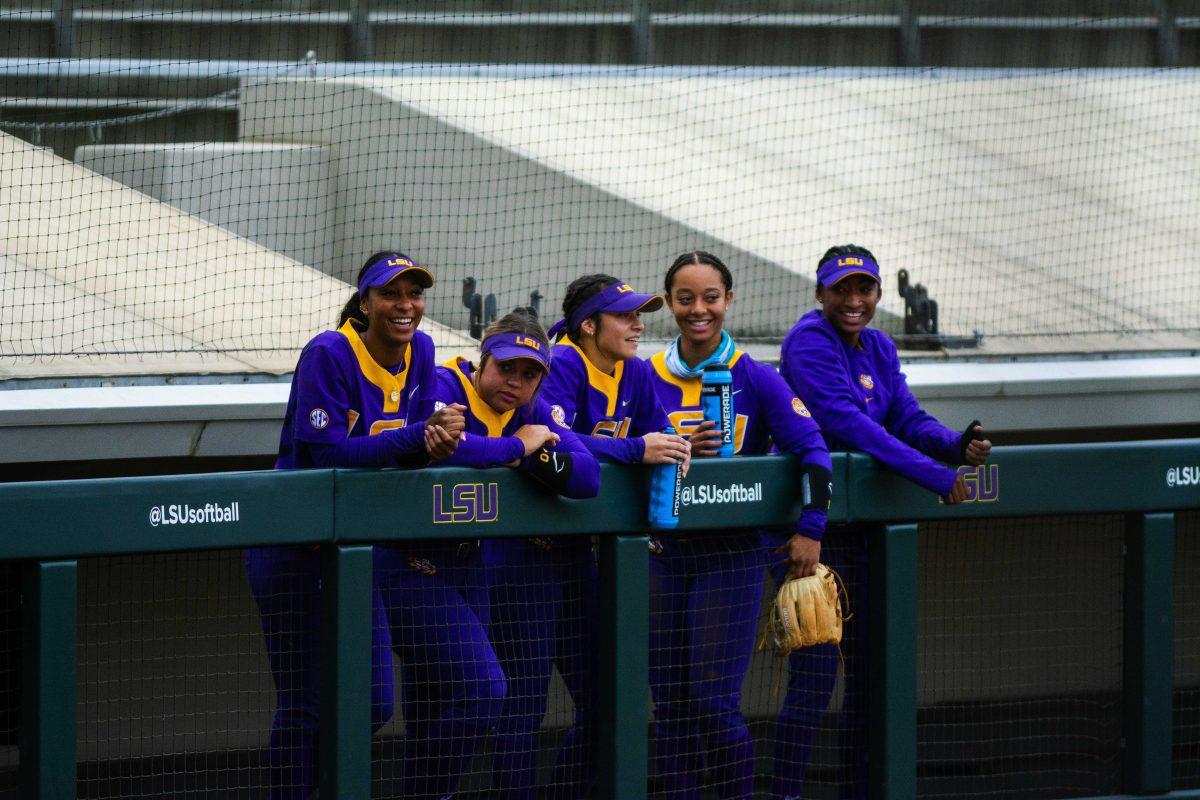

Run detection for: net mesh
[[77, 551, 276, 799], [916, 515, 1124, 799], [1175, 510, 1200, 789], [0, 564, 17, 798], [3, 0, 1200, 379]]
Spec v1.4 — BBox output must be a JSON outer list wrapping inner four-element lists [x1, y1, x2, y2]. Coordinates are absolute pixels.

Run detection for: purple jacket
[[780, 309, 961, 496]]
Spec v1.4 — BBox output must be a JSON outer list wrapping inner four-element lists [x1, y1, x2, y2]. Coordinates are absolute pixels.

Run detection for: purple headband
[[817, 254, 880, 287], [546, 281, 665, 340], [480, 332, 551, 371], [358, 253, 435, 297]]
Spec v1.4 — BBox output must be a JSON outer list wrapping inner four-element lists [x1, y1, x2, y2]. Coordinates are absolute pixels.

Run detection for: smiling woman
[[646, 250, 832, 800], [771, 243, 995, 800]]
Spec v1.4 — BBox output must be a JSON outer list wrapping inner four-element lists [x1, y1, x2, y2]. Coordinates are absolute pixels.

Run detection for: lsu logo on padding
[[433, 482, 499, 523], [958, 464, 999, 503]]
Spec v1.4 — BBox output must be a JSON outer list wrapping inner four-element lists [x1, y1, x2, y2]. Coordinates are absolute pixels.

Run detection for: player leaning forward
[[245, 252, 503, 800], [770, 244, 992, 800], [646, 251, 833, 800]]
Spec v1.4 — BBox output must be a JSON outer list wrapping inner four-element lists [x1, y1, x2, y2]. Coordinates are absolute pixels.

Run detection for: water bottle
[[648, 426, 683, 529], [701, 363, 735, 458]]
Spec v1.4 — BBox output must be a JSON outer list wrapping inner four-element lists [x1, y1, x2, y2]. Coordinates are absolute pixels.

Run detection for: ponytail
[[339, 291, 366, 327]]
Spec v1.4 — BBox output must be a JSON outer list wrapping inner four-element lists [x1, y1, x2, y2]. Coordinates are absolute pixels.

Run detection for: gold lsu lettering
[[386, 257, 414, 267], [347, 410, 406, 436], [591, 418, 632, 439], [667, 410, 748, 453], [617, 284, 634, 293], [515, 336, 541, 350], [837, 256, 864, 267]]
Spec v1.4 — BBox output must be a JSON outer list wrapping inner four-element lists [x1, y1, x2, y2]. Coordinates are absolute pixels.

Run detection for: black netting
[[77, 551, 275, 799], [916, 515, 1124, 799], [4, 1, 1200, 373], [1175, 510, 1200, 789], [0, 563, 17, 798]]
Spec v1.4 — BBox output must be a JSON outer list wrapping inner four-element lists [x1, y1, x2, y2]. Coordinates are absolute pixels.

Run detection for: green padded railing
[[3, 440, 1199, 799]]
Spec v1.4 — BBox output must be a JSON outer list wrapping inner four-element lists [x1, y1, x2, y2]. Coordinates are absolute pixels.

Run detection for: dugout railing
[[2, 439, 1199, 799]]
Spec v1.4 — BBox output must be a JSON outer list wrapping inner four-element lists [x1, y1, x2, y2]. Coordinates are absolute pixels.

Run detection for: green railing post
[[319, 544, 374, 798], [20, 560, 77, 800], [1123, 512, 1174, 794], [869, 524, 917, 800], [597, 533, 649, 800]]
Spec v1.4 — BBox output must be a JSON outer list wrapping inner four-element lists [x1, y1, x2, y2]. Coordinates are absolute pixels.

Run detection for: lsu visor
[[817, 254, 881, 287], [358, 252, 435, 296], [481, 332, 551, 372], [547, 281, 665, 339]]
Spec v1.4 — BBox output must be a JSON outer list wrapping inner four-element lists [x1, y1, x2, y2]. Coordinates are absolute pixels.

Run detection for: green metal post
[[1123, 512, 1174, 794], [597, 534, 649, 800], [869, 524, 917, 800], [320, 545, 374, 798], [20, 560, 77, 800]]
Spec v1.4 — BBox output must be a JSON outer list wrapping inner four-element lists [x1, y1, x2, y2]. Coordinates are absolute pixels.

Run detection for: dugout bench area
[[1, 441, 1199, 799]]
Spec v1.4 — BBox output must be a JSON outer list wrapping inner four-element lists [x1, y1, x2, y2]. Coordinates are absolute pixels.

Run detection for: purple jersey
[[539, 339, 670, 464], [780, 308, 961, 495], [276, 320, 435, 469], [647, 347, 831, 538], [431, 358, 601, 498]]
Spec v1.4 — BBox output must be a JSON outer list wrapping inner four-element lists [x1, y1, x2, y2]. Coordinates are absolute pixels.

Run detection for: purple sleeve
[[781, 327, 958, 497], [291, 343, 353, 445], [441, 432, 526, 468], [578, 433, 644, 464], [753, 362, 832, 540], [525, 399, 601, 498], [305, 425, 427, 468], [881, 344, 963, 464], [427, 364, 526, 468]]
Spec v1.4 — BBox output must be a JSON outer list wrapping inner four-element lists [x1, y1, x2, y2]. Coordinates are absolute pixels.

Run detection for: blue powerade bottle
[[701, 363, 735, 458], [648, 426, 683, 529]]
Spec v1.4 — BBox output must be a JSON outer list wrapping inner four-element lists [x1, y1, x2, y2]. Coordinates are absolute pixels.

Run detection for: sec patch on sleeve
[[791, 398, 811, 418], [551, 404, 570, 428], [309, 408, 330, 429]]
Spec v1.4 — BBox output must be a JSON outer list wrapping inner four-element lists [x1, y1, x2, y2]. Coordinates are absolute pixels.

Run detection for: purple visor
[[547, 281, 664, 339], [481, 333, 551, 372], [358, 252, 435, 296], [817, 254, 880, 287]]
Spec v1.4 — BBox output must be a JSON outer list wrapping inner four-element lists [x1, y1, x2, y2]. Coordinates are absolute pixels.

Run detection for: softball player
[[483, 276, 688, 800], [647, 251, 832, 800], [772, 244, 991, 800], [245, 251, 469, 800], [428, 309, 602, 794]]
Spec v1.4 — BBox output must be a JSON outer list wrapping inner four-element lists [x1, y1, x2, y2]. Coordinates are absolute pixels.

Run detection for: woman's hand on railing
[[963, 424, 992, 466], [424, 424, 459, 460], [942, 473, 969, 505], [428, 403, 467, 439], [642, 432, 691, 475], [514, 424, 560, 458]]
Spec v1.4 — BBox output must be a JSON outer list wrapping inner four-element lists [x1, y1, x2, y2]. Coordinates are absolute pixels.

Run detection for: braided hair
[[558, 273, 621, 342], [664, 250, 733, 295]]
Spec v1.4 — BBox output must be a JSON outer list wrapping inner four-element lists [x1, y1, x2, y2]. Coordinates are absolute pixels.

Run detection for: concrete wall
[[75, 142, 337, 277], [237, 77, 859, 339]]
